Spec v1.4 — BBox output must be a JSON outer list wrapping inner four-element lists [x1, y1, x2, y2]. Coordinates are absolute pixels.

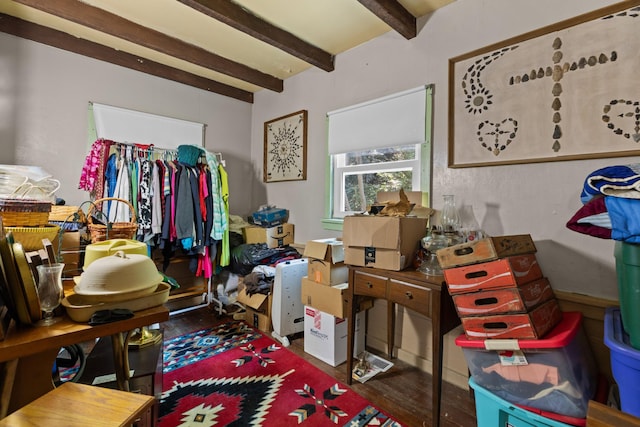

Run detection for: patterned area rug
[[159, 321, 402, 426]]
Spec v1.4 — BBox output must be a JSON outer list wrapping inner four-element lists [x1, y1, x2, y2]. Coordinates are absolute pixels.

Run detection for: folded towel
[[581, 164, 640, 203]]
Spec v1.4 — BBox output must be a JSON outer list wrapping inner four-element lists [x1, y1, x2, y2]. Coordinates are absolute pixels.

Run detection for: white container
[[303, 306, 364, 367]]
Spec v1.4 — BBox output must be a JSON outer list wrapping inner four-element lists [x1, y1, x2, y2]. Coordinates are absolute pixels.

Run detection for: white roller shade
[[327, 86, 427, 155], [91, 102, 205, 149]]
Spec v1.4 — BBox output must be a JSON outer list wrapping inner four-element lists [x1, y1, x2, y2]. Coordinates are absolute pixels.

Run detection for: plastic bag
[[230, 243, 281, 275]]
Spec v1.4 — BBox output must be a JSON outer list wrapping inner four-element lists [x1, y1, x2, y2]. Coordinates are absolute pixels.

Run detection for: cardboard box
[[237, 288, 273, 333], [252, 207, 289, 227], [301, 277, 348, 318], [452, 277, 555, 317], [444, 254, 543, 295], [342, 215, 427, 271], [243, 223, 294, 248], [304, 238, 348, 285], [303, 306, 365, 367], [460, 298, 562, 340], [437, 234, 537, 269]]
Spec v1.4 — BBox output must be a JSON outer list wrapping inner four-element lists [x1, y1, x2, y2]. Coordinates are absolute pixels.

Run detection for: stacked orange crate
[[437, 235, 561, 340]]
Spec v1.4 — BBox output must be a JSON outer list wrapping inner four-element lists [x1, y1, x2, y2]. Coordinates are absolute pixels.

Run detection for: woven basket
[[87, 197, 138, 243], [49, 205, 86, 223], [6, 224, 61, 251], [0, 198, 52, 227]]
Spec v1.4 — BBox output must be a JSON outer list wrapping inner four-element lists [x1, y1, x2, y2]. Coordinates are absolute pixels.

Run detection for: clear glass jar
[[441, 194, 460, 232]]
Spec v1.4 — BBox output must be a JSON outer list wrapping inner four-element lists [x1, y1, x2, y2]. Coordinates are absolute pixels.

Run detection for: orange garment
[[482, 363, 560, 385]]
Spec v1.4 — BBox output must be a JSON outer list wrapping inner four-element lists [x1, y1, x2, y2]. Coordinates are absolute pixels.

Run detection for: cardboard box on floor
[[243, 223, 295, 248], [301, 277, 373, 319], [237, 287, 273, 333], [303, 238, 348, 285], [343, 215, 427, 271], [303, 306, 365, 367]]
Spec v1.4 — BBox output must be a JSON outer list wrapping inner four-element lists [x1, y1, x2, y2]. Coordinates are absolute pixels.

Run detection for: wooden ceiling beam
[[179, 0, 335, 72], [0, 13, 254, 103], [357, 0, 416, 40], [12, 0, 282, 92]]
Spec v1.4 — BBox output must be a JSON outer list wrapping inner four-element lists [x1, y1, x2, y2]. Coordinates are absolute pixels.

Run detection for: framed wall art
[[263, 110, 308, 183], [449, 1, 640, 168]]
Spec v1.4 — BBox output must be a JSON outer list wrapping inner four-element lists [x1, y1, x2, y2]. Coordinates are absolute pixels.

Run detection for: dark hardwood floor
[[161, 306, 478, 427]]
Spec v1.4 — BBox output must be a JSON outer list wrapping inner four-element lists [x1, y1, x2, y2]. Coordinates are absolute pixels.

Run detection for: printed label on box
[[498, 350, 528, 366], [365, 247, 376, 264]]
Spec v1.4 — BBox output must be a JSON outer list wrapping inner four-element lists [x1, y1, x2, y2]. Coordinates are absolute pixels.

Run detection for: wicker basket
[[49, 205, 86, 223], [87, 197, 138, 243], [0, 198, 52, 227], [6, 224, 61, 251]]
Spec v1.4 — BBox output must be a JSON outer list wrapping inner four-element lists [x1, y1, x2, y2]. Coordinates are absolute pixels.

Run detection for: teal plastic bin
[[604, 307, 640, 418], [469, 377, 573, 427], [613, 241, 640, 349]]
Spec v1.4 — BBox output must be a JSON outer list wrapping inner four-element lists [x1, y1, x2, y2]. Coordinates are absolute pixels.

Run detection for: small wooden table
[[0, 305, 169, 417], [0, 382, 155, 427], [346, 266, 460, 427]]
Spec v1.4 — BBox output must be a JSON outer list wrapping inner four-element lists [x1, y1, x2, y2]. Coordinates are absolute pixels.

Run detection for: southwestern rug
[[159, 320, 402, 427]]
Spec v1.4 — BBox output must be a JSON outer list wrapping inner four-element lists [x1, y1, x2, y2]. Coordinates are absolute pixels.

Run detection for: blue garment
[[605, 196, 640, 243], [104, 153, 118, 211]]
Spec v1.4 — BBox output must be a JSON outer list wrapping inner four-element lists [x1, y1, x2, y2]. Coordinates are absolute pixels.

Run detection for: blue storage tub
[[469, 377, 573, 427], [604, 307, 640, 418]]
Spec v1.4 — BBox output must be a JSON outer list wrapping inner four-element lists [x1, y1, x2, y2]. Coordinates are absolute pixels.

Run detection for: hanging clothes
[[79, 141, 228, 280]]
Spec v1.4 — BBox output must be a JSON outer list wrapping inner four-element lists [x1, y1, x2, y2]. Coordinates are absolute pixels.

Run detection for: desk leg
[[387, 301, 395, 359], [431, 298, 444, 427], [346, 291, 356, 386], [111, 331, 132, 392]]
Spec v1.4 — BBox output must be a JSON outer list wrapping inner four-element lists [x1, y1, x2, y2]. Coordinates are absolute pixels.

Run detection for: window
[[324, 85, 433, 227], [332, 144, 421, 218]]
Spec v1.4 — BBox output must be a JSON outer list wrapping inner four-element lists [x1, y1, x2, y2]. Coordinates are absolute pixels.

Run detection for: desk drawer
[[353, 272, 387, 298], [389, 279, 431, 315]]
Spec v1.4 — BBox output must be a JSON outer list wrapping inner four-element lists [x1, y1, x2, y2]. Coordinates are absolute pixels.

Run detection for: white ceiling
[[0, 0, 454, 102]]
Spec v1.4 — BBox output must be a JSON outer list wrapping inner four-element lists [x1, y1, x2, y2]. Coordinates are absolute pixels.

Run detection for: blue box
[[604, 307, 640, 418], [252, 208, 288, 227], [469, 377, 573, 427]]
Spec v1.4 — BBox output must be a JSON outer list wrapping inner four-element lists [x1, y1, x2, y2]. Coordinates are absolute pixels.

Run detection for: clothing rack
[[84, 138, 229, 316], [110, 141, 225, 166]]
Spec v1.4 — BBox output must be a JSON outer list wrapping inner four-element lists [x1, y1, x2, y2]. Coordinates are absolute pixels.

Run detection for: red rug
[[159, 321, 402, 426]]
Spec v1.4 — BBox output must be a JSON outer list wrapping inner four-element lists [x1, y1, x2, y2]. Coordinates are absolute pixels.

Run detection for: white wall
[[251, 0, 628, 301], [0, 33, 254, 216]]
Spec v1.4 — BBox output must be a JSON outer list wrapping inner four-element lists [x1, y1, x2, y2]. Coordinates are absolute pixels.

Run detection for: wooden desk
[[346, 266, 460, 427], [0, 305, 169, 417]]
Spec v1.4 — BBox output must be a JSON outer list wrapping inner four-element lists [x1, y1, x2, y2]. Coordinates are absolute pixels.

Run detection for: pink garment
[[196, 246, 213, 279], [78, 139, 113, 196], [482, 363, 560, 385]]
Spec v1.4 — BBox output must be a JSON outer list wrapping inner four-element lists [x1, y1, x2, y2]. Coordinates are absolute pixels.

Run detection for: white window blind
[[91, 102, 205, 149], [327, 86, 427, 155]]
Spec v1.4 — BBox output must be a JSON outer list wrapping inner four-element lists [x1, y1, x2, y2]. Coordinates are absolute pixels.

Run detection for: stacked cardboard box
[[437, 235, 561, 340], [242, 223, 295, 248], [342, 215, 427, 271], [300, 239, 350, 319], [300, 239, 370, 366]]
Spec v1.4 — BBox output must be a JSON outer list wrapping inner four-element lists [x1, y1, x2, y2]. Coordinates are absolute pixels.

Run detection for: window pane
[[344, 144, 416, 166], [343, 170, 413, 211]]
